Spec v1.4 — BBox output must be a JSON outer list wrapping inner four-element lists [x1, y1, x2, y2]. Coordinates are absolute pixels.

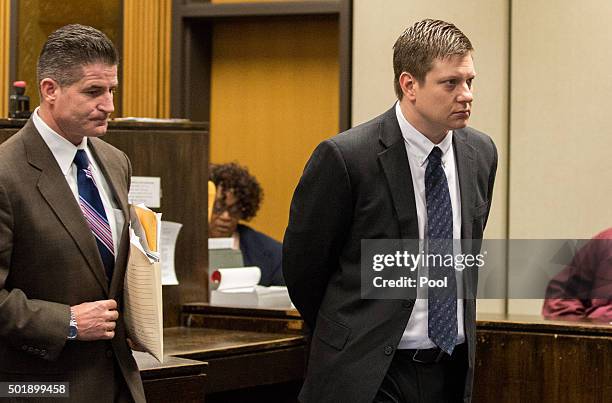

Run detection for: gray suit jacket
[[283, 107, 497, 403], [0, 120, 145, 402]]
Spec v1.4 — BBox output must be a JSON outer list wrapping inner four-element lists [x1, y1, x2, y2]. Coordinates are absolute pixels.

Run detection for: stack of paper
[[209, 267, 293, 308], [123, 204, 164, 363]]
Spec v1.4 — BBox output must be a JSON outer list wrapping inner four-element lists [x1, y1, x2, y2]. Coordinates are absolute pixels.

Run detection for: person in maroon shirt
[[542, 228, 612, 322]]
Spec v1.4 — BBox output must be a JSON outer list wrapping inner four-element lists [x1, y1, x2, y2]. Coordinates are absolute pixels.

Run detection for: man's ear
[[399, 72, 419, 101], [40, 78, 60, 104]]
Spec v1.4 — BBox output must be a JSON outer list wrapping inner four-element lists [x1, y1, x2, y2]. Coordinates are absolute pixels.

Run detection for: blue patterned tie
[[425, 146, 457, 355], [74, 150, 115, 281]]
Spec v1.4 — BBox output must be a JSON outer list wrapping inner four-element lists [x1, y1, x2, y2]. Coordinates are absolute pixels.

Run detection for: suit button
[[27, 346, 34, 353], [34, 348, 40, 354], [21, 345, 28, 351], [384, 345, 394, 356], [106, 349, 114, 358], [402, 300, 414, 309], [40, 350, 47, 357]]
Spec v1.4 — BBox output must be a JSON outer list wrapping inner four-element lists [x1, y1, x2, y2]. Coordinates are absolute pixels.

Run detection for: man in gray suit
[[0, 25, 145, 402], [283, 19, 497, 403]]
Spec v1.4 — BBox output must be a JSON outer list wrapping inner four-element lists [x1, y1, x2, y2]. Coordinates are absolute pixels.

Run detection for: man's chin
[[450, 119, 469, 129], [87, 125, 108, 138]]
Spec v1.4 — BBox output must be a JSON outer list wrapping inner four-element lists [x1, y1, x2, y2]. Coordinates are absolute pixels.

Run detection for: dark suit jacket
[[238, 224, 285, 286], [0, 120, 145, 402], [283, 107, 497, 403]]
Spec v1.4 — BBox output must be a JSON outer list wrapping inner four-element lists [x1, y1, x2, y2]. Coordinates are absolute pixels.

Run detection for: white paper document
[[129, 177, 161, 208], [208, 237, 234, 250], [160, 221, 182, 285], [211, 267, 261, 290], [209, 266, 292, 308]]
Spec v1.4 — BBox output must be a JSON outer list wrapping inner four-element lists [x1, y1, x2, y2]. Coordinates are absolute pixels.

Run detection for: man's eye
[[467, 79, 473, 88]]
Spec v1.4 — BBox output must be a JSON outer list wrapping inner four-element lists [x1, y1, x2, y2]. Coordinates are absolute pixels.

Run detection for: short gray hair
[[37, 24, 118, 89], [393, 19, 473, 99]]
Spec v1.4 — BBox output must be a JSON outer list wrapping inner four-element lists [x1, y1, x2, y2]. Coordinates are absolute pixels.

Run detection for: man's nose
[[457, 84, 473, 104], [99, 91, 115, 114]]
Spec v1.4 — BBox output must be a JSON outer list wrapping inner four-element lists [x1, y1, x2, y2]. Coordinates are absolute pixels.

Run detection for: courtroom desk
[[134, 352, 207, 403], [164, 324, 307, 403], [473, 314, 612, 403], [182, 303, 304, 334]]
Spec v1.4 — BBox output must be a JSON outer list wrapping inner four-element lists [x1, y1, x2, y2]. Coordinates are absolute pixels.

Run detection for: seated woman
[[209, 162, 285, 286]]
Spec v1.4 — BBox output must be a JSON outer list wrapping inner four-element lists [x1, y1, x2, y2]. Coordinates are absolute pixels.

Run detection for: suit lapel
[[377, 108, 419, 239], [23, 121, 109, 294], [89, 139, 130, 299], [453, 129, 476, 240], [453, 129, 478, 301]]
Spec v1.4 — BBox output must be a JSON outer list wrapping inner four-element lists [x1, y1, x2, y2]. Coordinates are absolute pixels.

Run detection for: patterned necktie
[[74, 150, 115, 281], [425, 146, 457, 355]]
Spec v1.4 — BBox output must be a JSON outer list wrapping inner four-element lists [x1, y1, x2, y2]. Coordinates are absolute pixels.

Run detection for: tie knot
[[74, 150, 90, 171], [428, 146, 443, 165]]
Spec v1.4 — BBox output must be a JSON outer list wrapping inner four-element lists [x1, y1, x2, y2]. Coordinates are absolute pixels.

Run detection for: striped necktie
[[425, 146, 457, 355], [74, 150, 115, 281]]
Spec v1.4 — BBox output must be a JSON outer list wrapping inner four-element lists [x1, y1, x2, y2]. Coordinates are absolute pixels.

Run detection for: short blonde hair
[[393, 19, 473, 99]]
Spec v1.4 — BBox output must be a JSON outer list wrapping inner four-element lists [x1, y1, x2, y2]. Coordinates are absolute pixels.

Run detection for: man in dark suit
[[283, 19, 497, 403], [0, 25, 145, 402]]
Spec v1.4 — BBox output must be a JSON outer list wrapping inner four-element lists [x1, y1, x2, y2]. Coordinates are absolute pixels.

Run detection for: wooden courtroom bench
[[177, 304, 307, 403], [135, 353, 207, 403]]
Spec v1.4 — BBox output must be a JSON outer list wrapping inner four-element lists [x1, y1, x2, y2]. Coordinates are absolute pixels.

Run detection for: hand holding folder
[[123, 204, 164, 362]]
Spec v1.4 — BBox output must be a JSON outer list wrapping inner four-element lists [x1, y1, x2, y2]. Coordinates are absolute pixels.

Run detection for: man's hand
[[71, 299, 119, 341]]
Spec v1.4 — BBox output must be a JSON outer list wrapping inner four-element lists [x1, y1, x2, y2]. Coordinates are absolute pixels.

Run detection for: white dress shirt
[[32, 107, 122, 259], [394, 102, 465, 349]]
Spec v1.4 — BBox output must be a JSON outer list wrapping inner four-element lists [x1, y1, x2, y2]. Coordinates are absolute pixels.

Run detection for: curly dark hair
[[209, 162, 263, 221]]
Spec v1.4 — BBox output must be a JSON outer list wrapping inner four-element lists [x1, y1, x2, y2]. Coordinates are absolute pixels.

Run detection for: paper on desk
[[208, 237, 234, 250], [210, 267, 261, 291], [160, 221, 182, 285], [124, 205, 164, 363]]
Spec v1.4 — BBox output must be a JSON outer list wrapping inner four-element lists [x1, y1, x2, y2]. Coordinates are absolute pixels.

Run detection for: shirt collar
[[32, 107, 88, 175], [395, 101, 453, 167]]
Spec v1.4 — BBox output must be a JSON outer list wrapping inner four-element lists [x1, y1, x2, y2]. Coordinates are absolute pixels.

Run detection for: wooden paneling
[[475, 330, 612, 403], [182, 303, 304, 333], [0, 0, 9, 117], [473, 314, 612, 403], [123, 0, 172, 118], [212, 0, 302, 3], [209, 16, 339, 241], [135, 352, 208, 403]]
